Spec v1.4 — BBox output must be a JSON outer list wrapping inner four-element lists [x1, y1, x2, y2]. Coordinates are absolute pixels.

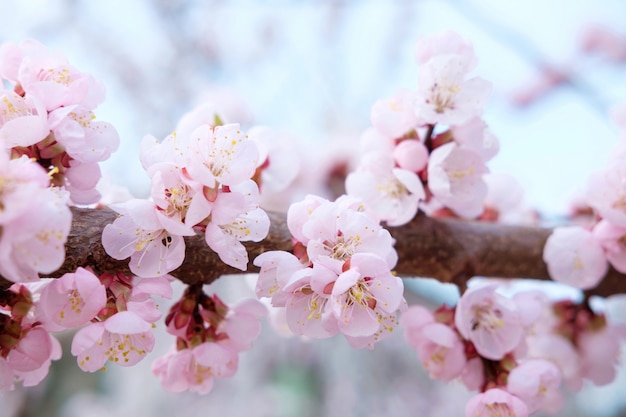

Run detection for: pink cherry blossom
[[302, 195, 398, 273], [507, 359, 563, 414], [330, 253, 404, 347], [415, 322, 466, 382], [346, 153, 425, 226], [0, 180, 71, 283], [203, 180, 270, 270], [185, 123, 259, 189], [152, 342, 238, 394], [71, 311, 155, 372], [428, 142, 489, 219], [465, 388, 528, 417], [592, 219, 626, 273], [37, 267, 107, 331], [286, 194, 327, 245], [215, 298, 267, 352], [461, 357, 485, 391], [415, 54, 492, 126], [454, 285, 524, 360], [543, 226, 609, 289], [102, 199, 186, 278], [0, 91, 48, 148], [370, 89, 419, 139], [282, 267, 339, 339], [451, 117, 499, 162], [577, 326, 622, 386], [253, 250, 306, 306], [414, 30, 477, 70], [586, 164, 626, 228], [47, 105, 119, 163]]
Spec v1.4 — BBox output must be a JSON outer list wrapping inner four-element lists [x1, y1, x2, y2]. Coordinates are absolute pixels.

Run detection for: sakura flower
[[1, 39, 105, 110], [330, 253, 404, 348], [37, 267, 107, 331], [215, 298, 267, 352], [414, 30, 477, 70], [428, 142, 488, 219], [253, 250, 306, 306], [465, 388, 528, 417], [102, 199, 185, 278], [47, 105, 119, 163], [592, 219, 626, 273], [507, 359, 563, 414], [303, 195, 398, 273], [454, 285, 524, 360], [415, 54, 492, 126], [185, 123, 259, 189], [346, 153, 425, 226], [451, 117, 499, 162], [203, 180, 270, 270], [0, 91, 48, 148], [586, 164, 626, 228], [370, 89, 419, 139], [577, 326, 622, 386], [149, 163, 210, 236], [543, 226, 608, 289], [152, 342, 238, 394], [0, 179, 71, 283], [71, 311, 155, 371], [282, 267, 339, 339]]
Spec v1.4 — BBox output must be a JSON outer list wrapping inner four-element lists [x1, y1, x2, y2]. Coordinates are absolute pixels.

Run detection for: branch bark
[[2, 207, 625, 298]]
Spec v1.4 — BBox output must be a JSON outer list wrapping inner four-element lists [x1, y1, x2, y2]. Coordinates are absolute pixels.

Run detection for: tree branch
[[2, 207, 624, 298]]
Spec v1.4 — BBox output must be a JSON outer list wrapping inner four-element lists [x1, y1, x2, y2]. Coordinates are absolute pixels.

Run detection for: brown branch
[[2, 207, 625, 298]]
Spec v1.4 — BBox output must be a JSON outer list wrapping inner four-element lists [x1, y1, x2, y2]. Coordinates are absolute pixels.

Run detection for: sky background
[[1, 1, 626, 416]]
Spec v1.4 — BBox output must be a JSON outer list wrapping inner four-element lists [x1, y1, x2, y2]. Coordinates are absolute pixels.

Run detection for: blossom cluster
[[254, 194, 406, 349], [401, 284, 625, 417], [153, 285, 266, 394], [102, 105, 270, 276], [346, 31, 501, 226], [0, 40, 119, 284], [543, 131, 626, 290], [0, 269, 171, 389]]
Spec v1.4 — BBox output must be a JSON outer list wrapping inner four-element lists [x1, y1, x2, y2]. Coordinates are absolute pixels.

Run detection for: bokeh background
[[1, 0, 626, 416]]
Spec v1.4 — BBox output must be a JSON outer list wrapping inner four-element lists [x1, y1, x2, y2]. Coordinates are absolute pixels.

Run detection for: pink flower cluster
[[543, 138, 626, 289], [102, 106, 270, 276], [0, 39, 119, 204], [0, 267, 171, 391], [254, 194, 405, 349], [152, 285, 266, 394], [346, 31, 498, 225], [402, 284, 624, 416]]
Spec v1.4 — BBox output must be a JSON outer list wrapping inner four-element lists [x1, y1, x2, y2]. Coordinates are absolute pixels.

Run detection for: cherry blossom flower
[[507, 359, 563, 414], [0, 158, 72, 282], [152, 342, 238, 394], [203, 180, 270, 270], [543, 226, 608, 289], [37, 267, 107, 331], [393, 139, 429, 173], [427, 142, 489, 219], [254, 250, 306, 306], [465, 388, 528, 417], [185, 123, 259, 189], [586, 163, 626, 228], [71, 311, 156, 371], [102, 199, 185, 278], [454, 285, 524, 360], [370, 89, 419, 139], [592, 219, 626, 273], [330, 253, 405, 349], [346, 153, 425, 226], [0, 91, 48, 149], [415, 54, 492, 126], [450, 117, 499, 162], [577, 326, 622, 386]]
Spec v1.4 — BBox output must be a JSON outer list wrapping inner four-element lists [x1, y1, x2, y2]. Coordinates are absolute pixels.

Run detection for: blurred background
[[1, 0, 626, 416]]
